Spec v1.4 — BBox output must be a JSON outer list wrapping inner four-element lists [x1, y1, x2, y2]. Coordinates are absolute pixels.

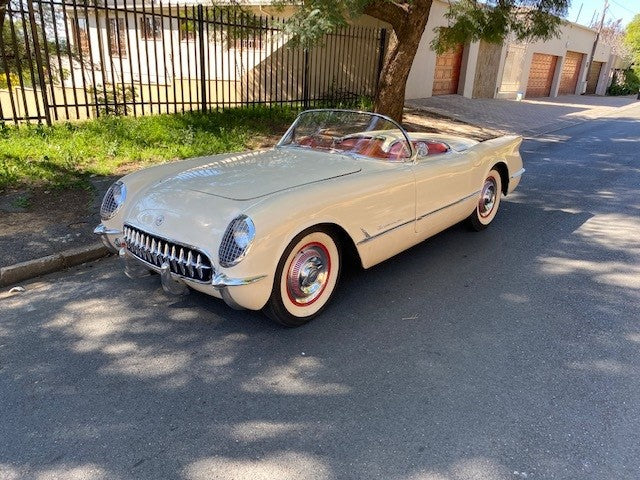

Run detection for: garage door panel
[[559, 51, 584, 95], [433, 44, 463, 96], [526, 53, 557, 98], [585, 61, 603, 95]]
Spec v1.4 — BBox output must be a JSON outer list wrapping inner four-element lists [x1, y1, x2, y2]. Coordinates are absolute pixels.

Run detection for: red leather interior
[[297, 136, 448, 159]]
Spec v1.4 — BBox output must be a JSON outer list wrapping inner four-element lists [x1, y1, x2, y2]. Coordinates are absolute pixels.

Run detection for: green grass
[[0, 106, 299, 192]]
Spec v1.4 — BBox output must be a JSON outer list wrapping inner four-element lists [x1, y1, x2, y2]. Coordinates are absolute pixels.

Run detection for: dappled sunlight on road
[[539, 257, 640, 290], [575, 214, 640, 255], [0, 463, 111, 480], [398, 457, 513, 480], [241, 356, 351, 395], [184, 452, 332, 480], [567, 359, 634, 376], [228, 421, 314, 442]]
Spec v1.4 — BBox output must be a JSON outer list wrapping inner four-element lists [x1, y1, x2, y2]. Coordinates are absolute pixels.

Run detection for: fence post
[[302, 48, 309, 109], [197, 4, 207, 111], [376, 28, 387, 96], [27, 0, 51, 125]]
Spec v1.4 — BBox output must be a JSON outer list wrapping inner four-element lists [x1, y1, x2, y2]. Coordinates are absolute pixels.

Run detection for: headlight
[[100, 181, 127, 220], [219, 215, 255, 267]]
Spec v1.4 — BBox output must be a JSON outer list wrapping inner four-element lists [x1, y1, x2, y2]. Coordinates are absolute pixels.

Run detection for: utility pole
[[586, 0, 608, 95]]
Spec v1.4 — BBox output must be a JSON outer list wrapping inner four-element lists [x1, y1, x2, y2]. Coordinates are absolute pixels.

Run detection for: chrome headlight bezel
[[100, 180, 127, 221], [218, 215, 256, 268]]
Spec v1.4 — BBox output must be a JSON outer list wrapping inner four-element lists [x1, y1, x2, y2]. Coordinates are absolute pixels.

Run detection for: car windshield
[[278, 110, 413, 161]]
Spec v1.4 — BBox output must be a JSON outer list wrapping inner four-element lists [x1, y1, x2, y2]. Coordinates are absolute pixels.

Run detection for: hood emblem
[[154, 215, 165, 226]]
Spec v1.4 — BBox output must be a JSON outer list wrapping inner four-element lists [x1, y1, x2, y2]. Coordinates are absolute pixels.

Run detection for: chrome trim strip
[[357, 219, 414, 245], [416, 190, 480, 222], [357, 190, 482, 245], [93, 224, 121, 235], [211, 273, 267, 288], [510, 168, 525, 179]]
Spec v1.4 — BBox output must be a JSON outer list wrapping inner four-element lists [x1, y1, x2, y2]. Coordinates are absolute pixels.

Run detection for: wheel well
[[316, 223, 363, 270], [492, 162, 509, 195]]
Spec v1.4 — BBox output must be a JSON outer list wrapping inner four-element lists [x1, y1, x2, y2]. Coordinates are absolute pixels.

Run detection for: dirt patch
[[0, 178, 114, 268]]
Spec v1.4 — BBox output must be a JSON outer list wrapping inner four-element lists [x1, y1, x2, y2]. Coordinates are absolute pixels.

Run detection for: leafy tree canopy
[[624, 14, 640, 66]]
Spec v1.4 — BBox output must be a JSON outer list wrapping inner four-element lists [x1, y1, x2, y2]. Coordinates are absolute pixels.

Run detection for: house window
[[72, 17, 90, 55], [179, 19, 196, 42], [142, 16, 161, 40], [107, 18, 127, 57]]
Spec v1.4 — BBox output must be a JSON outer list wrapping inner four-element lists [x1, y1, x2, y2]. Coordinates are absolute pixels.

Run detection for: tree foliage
[[432, 0, 569, 53], [624, 14, 640, 67], [591, 17, 630, 60]]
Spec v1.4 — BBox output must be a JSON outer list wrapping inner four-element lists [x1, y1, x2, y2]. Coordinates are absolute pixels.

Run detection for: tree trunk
[[373, 1, 432, 123], [0, 0, 8, 31]]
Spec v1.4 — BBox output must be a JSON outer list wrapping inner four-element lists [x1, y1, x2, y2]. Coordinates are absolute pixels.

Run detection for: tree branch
[[363, 0, 409, 32]]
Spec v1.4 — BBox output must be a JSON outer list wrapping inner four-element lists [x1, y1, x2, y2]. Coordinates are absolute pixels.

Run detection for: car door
[[413, 146, 477, 235]]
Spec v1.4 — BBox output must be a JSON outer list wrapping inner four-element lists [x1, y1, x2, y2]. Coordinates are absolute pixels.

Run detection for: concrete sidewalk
[[407, 94, 639, 136]]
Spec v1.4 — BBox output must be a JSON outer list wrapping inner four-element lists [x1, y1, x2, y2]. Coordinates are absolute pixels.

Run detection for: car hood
[[154, 148, 362, 201]]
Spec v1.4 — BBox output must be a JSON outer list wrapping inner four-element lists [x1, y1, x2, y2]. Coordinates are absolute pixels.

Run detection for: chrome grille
[[100, 185, 118, 220], [123, 225, 213, 282]]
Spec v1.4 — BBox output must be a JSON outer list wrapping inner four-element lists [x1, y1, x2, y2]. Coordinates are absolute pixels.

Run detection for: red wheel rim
[[286, 242, 331, 307], [479, 176, 498, 219]]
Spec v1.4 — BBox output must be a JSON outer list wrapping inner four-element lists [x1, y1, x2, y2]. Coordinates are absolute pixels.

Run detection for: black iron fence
[[0, 0, 386, 124]]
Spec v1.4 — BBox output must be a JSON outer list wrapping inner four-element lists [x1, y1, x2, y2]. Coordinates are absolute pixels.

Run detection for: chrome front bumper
[[95, 223, 266, 308], [93, 224, 121, 253]]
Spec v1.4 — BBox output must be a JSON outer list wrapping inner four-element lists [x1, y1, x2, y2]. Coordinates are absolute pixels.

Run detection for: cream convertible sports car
[[95, 109, 524, 326]]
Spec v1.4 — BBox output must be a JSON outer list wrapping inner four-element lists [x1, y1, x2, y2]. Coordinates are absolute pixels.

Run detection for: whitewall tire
[[264, 228, 341, 327], [468, 168, 502, 231]]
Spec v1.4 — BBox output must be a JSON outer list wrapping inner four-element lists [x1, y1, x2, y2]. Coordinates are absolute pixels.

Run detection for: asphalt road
[[1, 104, 639, 480]]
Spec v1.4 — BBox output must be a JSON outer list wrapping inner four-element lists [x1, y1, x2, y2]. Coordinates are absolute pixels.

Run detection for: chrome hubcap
[[287, 243, 330, 306], [479, 178, 497, 218]]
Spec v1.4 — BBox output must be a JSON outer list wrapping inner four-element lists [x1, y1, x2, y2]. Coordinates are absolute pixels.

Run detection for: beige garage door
[[526, 53, 558, 98], [432, 44, 464, 95], [585, 61, 603, 95], [559, 51, 584, 95]]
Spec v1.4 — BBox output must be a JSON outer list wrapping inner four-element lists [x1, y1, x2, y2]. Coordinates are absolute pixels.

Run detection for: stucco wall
[[405, 0, 453, 99]]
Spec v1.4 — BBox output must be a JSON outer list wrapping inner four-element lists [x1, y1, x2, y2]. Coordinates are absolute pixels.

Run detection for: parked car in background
[[95, 109, 524, 326]]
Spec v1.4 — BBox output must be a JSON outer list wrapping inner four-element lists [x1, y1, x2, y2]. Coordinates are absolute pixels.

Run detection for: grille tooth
[[123, 224, 213, 282], [196, 254, 203, 279], [186, 250, 195, 277], [178, 248, 186, 275], [170, 245, 177, 270]]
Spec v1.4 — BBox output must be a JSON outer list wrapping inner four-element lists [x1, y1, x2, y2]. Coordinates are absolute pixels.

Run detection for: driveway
[[407, 94, 638, 136], [1, 105, 639, 480]]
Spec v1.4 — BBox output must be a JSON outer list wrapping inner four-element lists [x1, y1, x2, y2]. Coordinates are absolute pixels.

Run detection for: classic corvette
[[95, 109, 524, 326]]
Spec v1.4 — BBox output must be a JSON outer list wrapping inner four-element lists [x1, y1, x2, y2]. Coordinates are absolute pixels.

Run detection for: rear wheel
[[263, 228, 341, 327], [467, 168, 502, 231]]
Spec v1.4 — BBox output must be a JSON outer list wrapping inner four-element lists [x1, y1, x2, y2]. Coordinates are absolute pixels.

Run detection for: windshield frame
[[276, 109, 416, 161]]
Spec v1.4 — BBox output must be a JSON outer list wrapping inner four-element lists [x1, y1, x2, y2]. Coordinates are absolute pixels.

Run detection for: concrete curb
[[0, 243, 111, 288]]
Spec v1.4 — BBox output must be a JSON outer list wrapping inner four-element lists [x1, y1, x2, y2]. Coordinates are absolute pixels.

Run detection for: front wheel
[[467, 168, 502, 231], [263, 229, 341, 327]]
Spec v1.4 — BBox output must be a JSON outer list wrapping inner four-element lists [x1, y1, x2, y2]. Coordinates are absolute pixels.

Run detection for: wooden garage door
[[433, 44, 464, 95], [585, 61, 603, 94], [558, 51, 584, 95], [526, 53, 557, 98]]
